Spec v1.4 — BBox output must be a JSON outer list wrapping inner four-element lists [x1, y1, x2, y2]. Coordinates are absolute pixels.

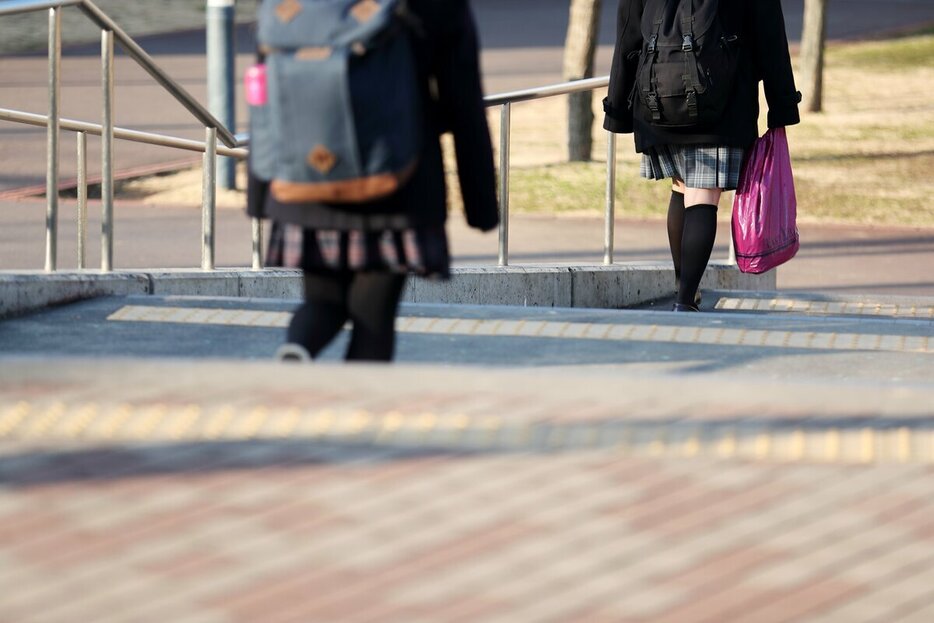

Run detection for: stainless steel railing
[[2, 0, 618, 272], [484, 77, 614, 266], [0, 0, 258, 272]]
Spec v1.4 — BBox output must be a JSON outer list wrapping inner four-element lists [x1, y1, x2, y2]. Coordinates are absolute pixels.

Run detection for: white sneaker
[[275, 343, 311, 362]]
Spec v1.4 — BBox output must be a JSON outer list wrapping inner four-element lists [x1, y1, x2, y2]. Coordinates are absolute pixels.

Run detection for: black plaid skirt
[[266, 221, 451, 278], [641, 144, 745, 190]]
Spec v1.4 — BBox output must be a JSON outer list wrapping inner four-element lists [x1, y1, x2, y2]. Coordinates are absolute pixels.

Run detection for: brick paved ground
[[2, 434, 934, 622], [1, 353, 934, 622], [4, 2, 934, 617]]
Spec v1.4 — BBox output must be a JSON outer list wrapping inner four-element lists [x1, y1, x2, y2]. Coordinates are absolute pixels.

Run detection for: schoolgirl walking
[[604, 0, 801, 310]]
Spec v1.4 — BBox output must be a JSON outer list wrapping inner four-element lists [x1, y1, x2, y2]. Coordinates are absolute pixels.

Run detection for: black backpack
[[629, 0, 740, 128]]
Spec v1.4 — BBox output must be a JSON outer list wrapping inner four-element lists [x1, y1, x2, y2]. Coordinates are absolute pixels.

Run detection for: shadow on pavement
[[4, 410, 928, 488]]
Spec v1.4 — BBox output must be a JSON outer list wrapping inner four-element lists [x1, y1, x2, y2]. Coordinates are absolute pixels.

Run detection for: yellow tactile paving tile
[[2, 400, 934, 465], [107, 305, 293, 328], [107, 305, 934, 354], [714, 297, 934, 319]]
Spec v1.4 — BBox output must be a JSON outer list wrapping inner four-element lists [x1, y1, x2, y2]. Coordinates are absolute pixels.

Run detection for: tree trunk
[[800, 0, 828, 113], [563, 0, 602, 162]]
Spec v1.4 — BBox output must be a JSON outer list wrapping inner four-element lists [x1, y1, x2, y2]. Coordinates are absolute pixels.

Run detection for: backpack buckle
[[646, 92, 661, 121], [647, 35, 658, 54], [685, 91, 698, 118], [681, 35, 694, 52]]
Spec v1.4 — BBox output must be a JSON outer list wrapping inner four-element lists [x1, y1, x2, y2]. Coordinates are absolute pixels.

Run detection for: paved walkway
[[4, 4, 934, 620], [2, 288, 934, 622], [2, 287, 934, 622], [2, 428, 932, 622]]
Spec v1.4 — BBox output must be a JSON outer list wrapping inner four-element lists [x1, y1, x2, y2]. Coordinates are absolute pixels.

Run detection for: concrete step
[[0, 263, 774, 319]]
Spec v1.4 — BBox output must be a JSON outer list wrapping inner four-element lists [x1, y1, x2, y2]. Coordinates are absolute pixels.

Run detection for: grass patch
[[501, 32, 934, 227], [828, 33, 934, 69], [509, 162, 670, 218], [109, 32, 934, 228]]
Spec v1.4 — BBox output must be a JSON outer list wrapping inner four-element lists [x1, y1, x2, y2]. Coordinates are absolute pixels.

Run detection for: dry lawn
[[117, 31, 934, 227]]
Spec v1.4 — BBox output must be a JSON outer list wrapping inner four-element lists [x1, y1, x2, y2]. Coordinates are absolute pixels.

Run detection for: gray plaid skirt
[[266, 222, 451, 278], [641, 144, 745, 190]]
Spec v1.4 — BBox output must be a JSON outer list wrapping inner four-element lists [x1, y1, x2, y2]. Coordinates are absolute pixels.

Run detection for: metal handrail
[[0, 0, 82, 15], [485, 76, 610, 107], [0, 0, 256, 273], [484, 76, 615, 266], [234, 74, 617, 267], [0, 108, 249, 159], [2, 0, 616, 273], [0, 0, 236, 148]]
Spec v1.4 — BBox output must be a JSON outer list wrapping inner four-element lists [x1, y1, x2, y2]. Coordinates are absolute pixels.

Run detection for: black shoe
[[275, 343, 311, 362], [672, 302, 700, 312], [674, 282, 702, 306]]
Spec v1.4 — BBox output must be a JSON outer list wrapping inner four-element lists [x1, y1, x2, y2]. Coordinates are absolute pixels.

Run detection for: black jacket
[[603, 0, 801, 151], [247, 0, 499, 232]]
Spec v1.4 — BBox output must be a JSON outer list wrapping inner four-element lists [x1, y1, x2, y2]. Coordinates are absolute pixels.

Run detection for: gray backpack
[[250, 0, 422, 205]]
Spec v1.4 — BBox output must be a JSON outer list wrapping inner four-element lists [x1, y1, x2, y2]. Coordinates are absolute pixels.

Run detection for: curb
[[0, 263, 775, 319]]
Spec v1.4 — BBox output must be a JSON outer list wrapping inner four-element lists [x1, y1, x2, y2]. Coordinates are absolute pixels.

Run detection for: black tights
[[287, 271, 407, 362], [667, 191, 718, 306]]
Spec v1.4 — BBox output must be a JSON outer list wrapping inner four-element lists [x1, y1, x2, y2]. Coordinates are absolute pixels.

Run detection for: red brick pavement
[[2, 443, 934, 622], [2, 360, 934, 621]]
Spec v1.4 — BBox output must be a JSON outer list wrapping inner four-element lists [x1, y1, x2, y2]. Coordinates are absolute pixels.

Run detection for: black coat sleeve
[[431, 0, 499, 232], [751, 0, 802, 128], [603, 0, 644, 134]]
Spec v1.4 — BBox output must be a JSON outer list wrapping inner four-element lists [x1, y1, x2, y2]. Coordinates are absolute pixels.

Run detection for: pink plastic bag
[[731, 127, 799, 274]]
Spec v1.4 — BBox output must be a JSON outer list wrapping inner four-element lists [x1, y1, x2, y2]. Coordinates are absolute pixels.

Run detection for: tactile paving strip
[[714, 297, 934, 319], [107, 306, 934, 354], [3, 400, 933, 465]]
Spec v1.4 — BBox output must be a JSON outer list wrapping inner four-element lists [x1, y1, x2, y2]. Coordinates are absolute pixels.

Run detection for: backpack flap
[[267, 49, 361, 180], [634, 0, 739, 128], [257, 0, 421, 204], [258, 0, 399, 51]]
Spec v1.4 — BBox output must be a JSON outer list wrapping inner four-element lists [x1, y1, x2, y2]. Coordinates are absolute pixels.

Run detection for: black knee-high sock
[[678, 204, 718, 306], [667, 190, 686, 287]]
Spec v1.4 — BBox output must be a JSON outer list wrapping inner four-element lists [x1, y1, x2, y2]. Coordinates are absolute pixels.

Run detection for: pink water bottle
[[244, 64, 268, 106]]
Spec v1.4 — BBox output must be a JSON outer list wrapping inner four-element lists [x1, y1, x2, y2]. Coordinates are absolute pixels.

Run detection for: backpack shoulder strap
[[642, 0, 676, 122]]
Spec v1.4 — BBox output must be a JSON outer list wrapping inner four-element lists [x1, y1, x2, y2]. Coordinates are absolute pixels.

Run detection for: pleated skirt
[[641, 144, 745, 191], [266, 222, 451, 278]]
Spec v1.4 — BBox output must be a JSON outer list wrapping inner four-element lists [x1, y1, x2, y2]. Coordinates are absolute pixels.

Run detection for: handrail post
[[77, 131, 88, 269], [45, 7, 61, 273], [202, 127, 218, 271], [604, 131, 617, 265], [498, 102, 511, 267], [207, 0, 237, 190], [252, 218, 264, 271], [101, 28, 115, 272]]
